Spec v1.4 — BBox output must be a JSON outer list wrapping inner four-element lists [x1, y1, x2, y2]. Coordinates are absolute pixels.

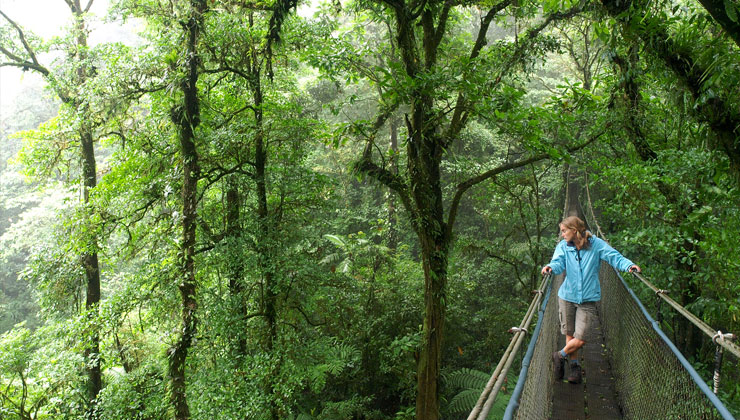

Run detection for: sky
[[0, 0, 119, 120]]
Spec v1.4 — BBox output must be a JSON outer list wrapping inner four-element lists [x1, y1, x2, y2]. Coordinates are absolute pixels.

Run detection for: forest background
[[0, 0, 739, 418]]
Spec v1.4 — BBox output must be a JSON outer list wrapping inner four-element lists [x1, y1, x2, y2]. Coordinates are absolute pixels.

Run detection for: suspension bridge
[[468, 170, 739, 419]]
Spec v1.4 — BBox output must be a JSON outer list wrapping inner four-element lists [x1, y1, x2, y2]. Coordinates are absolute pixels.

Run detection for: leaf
[[725, 0, 738, 22], [448, 389, 484, 414], [444, 367, 490, 390], [323, 234, 347, 248]]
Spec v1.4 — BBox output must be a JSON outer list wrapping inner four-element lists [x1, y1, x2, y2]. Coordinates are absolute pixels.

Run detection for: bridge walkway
[[552, 304, 621, 420]]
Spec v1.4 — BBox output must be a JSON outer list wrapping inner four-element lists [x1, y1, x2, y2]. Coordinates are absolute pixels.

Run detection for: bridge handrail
[[614, 268, 736, 420], [630, 271, 740, 359], [501, 273, 555, 419], [466, 273, 551, 420]]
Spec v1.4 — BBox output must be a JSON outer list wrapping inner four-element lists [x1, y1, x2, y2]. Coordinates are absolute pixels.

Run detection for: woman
[[541, 216, 640, 384]]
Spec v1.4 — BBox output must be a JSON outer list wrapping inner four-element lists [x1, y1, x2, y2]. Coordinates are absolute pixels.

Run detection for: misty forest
[[0, 0, 739, 418]]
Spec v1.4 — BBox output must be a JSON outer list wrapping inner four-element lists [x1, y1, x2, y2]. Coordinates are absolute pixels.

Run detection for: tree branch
[[355, 153, 416, 219], [473, 0, 513, 61], [409, 0, 427, 19], [0, 61, 48, 74], [695, 0, 740, 48], [197, 160, 255, 205], [445, 0, 512, 140], [352, 103, 418, 220], [0, 10, 49, 76], [423, 0, 455, 68], [448, 1, 584, 141], [215, 103, 256, 130], [485, 250, 528, 290], [290, 304, 325, 326], [445, 128, 605, 238]]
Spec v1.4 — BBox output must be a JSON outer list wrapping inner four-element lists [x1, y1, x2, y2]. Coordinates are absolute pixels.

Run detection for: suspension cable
[[583, 169, 606, 238]]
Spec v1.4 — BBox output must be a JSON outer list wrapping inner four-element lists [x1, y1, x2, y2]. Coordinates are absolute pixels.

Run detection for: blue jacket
[[548, 236, 634, 304]]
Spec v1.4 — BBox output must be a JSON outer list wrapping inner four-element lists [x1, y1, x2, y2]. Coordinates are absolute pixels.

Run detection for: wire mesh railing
[[467, 273, 554, 420], [501, 274, 562, 420], [583, 167, 739, 413], [599, 264, 735, 419], [502, 261, 735, 420]]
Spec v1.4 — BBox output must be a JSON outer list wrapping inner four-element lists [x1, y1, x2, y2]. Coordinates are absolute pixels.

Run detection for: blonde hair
[[560, 216, 592, 249]]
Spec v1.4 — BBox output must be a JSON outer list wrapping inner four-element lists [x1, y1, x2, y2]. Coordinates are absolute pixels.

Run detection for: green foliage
[[96, 362, 168, 420], [445, 367, 491, 391], [1, 0, 739, 417], [442, 367, 516, 418], [0, 322, 88, 419], [12, 115, 78, 183]]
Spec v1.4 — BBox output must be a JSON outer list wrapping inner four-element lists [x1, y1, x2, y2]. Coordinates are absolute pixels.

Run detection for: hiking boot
[[567, 362, 582, 384], [552, 352, 565, 380]]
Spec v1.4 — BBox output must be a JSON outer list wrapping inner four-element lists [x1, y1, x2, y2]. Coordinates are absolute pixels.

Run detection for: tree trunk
[[168, 2, 206, 418], [81, 129, 102, 411], [387, 117, 400, 250], [0, 2, 103, 412], [248, 41, 280, 420], [226, 179, 242, 296], [415, 228, 448, 420], [71, 4, 102, 411], [407, 101, 448, 420], [225, 177, 247, 355], [695, 0, 740, 48], [612, 48, 705, 356], [354, 2, 580, 417], [611, 48, 658, 162]]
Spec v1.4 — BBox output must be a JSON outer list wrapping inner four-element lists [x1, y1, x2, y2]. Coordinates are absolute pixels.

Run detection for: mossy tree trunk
[[167, 1, 207, 418]]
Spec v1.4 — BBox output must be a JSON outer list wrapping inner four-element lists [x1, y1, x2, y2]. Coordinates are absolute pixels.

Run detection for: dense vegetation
[[0, 0, 738, 418]]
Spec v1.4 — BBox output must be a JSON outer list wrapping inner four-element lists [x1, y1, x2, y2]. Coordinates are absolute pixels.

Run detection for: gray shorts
[[558, 298, 597, 341]]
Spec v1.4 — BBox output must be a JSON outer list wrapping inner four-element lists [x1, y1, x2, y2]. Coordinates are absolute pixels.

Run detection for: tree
[[163, 1, 208, 418], [0, 1, 104, 412], [310, 2, 596, 417], [600, 0, 740, 178]]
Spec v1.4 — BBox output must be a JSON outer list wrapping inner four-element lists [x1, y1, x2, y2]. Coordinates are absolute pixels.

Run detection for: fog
[[0, 0, 137, 120]]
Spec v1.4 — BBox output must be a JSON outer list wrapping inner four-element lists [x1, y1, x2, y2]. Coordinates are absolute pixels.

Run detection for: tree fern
[[445, 367, 490, 390], [444, 367, 518, 418], [307, 341, 361, 393], [448, 389, 485, 414]]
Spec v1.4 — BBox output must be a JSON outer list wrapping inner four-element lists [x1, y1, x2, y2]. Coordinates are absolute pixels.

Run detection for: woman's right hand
[[541, 266, 552, 275]]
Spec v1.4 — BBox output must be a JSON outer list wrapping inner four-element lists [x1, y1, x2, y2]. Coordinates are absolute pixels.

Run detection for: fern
[[308, 342, 361, 393], [445, 367, 490, 390], [448, 389, 485, 414], [444, 367, 518, 416]]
